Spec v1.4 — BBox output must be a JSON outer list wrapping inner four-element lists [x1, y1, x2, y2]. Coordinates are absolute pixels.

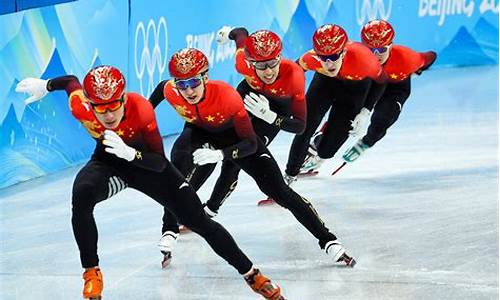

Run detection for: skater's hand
[[15, 78, 49, 105], [202, 142, 215, 150], [244, 92, 277, 124], [193, 148, 223, 165], [216, 25, 233, 44], [349, 108, 371, 137], [103, 130, 137, 161]]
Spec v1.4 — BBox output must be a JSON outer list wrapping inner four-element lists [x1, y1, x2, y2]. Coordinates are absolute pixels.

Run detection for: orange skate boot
[[82, 267, 103, 300], [244, 268, 285, 300]]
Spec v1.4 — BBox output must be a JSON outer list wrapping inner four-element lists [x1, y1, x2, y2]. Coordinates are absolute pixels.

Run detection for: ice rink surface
[[1, 65, 498, 300]]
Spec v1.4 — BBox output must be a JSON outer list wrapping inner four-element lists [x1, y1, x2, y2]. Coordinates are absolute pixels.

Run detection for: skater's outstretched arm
[[148, 80, 167, 108], [16, 74, 168, 172]]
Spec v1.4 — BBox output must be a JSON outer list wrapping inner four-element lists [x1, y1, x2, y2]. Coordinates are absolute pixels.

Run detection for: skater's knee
[[72, 183, 98, 211], [317, 147, 336, 159], [371, 112, 394, 128], [183, 215, 219, 235], [264, 185, 296, 208]]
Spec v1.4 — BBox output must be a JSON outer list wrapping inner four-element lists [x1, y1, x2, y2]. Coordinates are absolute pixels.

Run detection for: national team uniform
[[285, 42, 386, 177], [203, 27, 306, 212], [361, 45, 436, 147], [150, 77, 354, 265], [47, 75, 254, 275]]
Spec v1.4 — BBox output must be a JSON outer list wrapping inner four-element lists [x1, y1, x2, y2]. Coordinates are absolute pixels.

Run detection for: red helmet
[[83, 65, 125, 104], [361, 20, 395, 48], [313, 24, 348, 56], [244, 30, 282, 61], [169, 48, 209, 79]]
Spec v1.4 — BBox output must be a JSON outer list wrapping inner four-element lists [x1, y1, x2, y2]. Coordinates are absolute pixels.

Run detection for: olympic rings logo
[[355, 0, 393, 25], [134, 17, 168, 96]]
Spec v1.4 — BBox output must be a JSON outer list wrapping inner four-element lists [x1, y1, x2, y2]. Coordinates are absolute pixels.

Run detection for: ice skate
[[245, 268, 285, 300], [283, 173, 297, 186], [82, 267, 103, 300], [203, 204, 218, 218], [343, 140, 370, 162], [299, 153, 323, 175], [325, 240, 356, 267], [257, 197, 275, 206], [158, 231, 179, 268]]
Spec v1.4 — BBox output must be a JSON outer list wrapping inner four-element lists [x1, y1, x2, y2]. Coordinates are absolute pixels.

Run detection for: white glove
[[349, 108, 371, 137], [15, 78, 49, 105], [103, 130, 136, 161], [216, 25, 233, 44], [244, 92, 277, 124], [193, 148, 224, 165]]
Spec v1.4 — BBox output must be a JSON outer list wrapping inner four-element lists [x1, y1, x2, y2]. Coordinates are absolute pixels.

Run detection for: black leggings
[[72, 157, 252, 274], [204, 118, 281, 212], [204, 79, 293, 212], [163, 127, 338, 249], [162, 120, 280, 231], [363, 79, 411, 147], [286, 73, 372, 176]]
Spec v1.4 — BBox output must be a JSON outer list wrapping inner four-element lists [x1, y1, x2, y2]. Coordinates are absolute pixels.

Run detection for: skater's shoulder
[[297, 50, 322, 71], [279, 59, 306, 82], [207, 80, 240, 98]]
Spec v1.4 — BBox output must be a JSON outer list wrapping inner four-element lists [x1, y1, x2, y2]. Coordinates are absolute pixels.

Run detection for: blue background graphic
[[0, 0, 498, 188]]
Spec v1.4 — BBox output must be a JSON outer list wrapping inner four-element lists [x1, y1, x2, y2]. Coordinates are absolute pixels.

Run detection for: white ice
[[0, 65, 498, 299]]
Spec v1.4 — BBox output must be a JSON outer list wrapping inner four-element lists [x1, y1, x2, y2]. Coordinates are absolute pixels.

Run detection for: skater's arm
[[229, 27, 249, 49], [230, 28, 257, 77], [47, 75, 82, 96], [133, 130, 167, 172], [16, 75, 82, 105], [296, 51, 321, 73], [272, 108, 305, 133], [102, 98, 168, 172], [119, 139, 167, 172], [363, 77, 387, 110], [149, 80, 167, 109], [221, 108, 257, 160], [101, 128, 167, 173], [275, 68, 306, 133], [134, 101, 168, 172]]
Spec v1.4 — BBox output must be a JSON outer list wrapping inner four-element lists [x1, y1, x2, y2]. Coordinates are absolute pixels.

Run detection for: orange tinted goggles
[[90, 99, 124, 114]]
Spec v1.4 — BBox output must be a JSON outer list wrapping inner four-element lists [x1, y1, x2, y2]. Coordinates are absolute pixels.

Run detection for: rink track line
[[105, 259, 159, 291], [1, 271, 497, 290]]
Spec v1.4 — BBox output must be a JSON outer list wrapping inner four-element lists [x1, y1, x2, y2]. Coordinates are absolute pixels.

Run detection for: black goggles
[[251, 58, 281, 70], [175, 76, 203, 90], [318, 52, 343, 62]]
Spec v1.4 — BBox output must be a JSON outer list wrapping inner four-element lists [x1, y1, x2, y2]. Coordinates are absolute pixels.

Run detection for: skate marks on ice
[[0, 66, 498, 299]]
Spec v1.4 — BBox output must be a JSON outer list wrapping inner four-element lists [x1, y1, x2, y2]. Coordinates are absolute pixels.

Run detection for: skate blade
[[257, 198, 275, 206], [341, 254, 356, 268], [331, 162, 347, 176], [297, 170, 319, 177], [88, 297, 102, 300], [161, 253, 172, 269]]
